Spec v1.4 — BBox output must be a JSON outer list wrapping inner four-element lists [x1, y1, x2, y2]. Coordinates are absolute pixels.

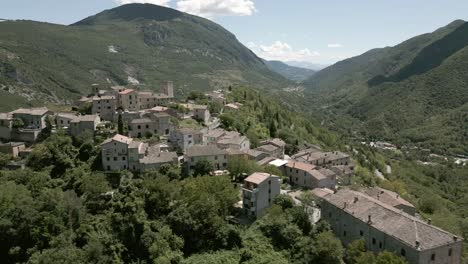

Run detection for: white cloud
[[327, 43, 343, 48], [176, 0, 256, 18], [248, 41, 320, 62], [114, 0, 171, 7]]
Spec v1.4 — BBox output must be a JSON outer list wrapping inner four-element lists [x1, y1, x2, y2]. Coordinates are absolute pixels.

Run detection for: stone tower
[[162, 81, 174, 98]]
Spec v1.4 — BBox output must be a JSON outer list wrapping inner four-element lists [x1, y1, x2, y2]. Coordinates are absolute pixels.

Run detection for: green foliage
[[191, 159, 214, 177], [0, 4, 289, 111], [0, 153, 10, 169]]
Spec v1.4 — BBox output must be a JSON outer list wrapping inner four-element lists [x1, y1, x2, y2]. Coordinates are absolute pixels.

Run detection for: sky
[[2, 0, 468, 65]]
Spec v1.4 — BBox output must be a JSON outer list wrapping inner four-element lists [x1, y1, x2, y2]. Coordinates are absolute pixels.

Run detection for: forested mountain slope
[[0, 4, 289, 111], [302, 20, 468, 155]]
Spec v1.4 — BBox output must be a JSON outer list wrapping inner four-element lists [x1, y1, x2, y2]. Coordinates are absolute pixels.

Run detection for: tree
[[12, 118, 24, 129], [312, 231, 344, 264], [0, 153, 10, 169], [273, 195, 294, 210], [117, 113, 124, 135], [192, 160, 214, 177], [227, 156, 260, 182], [346, 239, 367, 264]]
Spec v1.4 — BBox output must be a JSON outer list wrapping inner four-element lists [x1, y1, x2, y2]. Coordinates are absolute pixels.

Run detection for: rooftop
[[177, 127, 203, 135], [255, 144, 279, 153], [0, 142, 25, 147], [93, 95, 115, 100], [71, 115, 99, 123], [206, 128, 226, 138], [262, 138, 286, 148], [286, 160, 316, 173], [119, 89, 135, 95], [101, 134, 132, 145], [130, 118, 153, 124], [57, 112, 78, 119], [186, 145, 227, 157], [362, 187, 415, 209], [244, 172, 273, 185], [322, 189, 462, 250], [10, 107, 50, 116], [245, 149, 266, 158], [303, 151, 350, 162], [140, 146, 177, 164]]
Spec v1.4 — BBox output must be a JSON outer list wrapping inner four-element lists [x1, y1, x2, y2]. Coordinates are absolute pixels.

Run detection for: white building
[[242, 172, 281, 217]]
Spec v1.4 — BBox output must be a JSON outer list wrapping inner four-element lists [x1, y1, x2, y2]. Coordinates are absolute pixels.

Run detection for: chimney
[[396, 194, 400, 199], [367, 215, 372, 225], [343, 202, 347, 209], [428, 218, 432, 225], [354, 196, 359, 203], [377, 193, 380, 200]]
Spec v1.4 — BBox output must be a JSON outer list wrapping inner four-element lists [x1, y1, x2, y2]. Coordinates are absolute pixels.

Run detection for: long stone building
[[318, 189, 463, 264]]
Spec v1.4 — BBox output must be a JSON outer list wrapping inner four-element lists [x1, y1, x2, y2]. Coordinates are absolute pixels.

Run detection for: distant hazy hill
[[264, 60, 315, 82], [285, 61, 328, 71], [0, 4, 289, 111], [302, 20, 468, 154]]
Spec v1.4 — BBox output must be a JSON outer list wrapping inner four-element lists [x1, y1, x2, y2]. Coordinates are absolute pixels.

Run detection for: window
[[372, 238, 376, 245], [60, 120, 63, 124], [215, 156, 218, 160], [146, 125, 149, 129], [431, 254, 436, 261], [107, 166, 111, 170], [360, 230, 363, 236], [107, 157, 110, 161], [296, 169, 299, 173], [138, 125, 141, 129], [449, 248, 452, 257], [343, 231, 346, 237], [401, 249, 406, 257], [114, 157, 117, 161], [122, 157, 126, 161], [379, 242, 382, 249]]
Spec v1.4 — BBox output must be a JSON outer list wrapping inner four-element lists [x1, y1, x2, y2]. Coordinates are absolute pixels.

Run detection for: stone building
[[101, 134, 177, 172], [185, 145, 228, 172], [242, 172, 281, 217], [55, 113, 77, 129], [10, 107, 51, 130], [216, 131, 250, 152], [362, 187, 416, 216], [92, 95, 117, 121], [0, 142, 26, 158], [169, 128, 204, 152], [296, 151, 351, 167], [193, 105, 210, 124], [284, 160, 336, 190], [69, 115, 101, 137], [129, 118, 155, 138], [318, 189, 463, 264]]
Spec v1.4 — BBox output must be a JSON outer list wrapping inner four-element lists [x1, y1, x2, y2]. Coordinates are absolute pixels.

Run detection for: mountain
[[0, 4, 289, 111], [302, 20, 468, 155], [285, 61, 329, 71], [264, 60, 315, 82]]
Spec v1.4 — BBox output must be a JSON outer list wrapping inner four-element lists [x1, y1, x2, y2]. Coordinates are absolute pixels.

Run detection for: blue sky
[[2, 0, 468, 64]]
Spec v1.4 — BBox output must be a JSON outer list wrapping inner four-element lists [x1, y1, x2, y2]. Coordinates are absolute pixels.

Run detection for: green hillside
[[302, 20, 468, 155], [264, 60, 315, 82], [0, 4, 289, 111]]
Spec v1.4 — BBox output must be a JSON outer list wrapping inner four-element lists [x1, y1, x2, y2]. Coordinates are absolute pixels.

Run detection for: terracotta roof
[[101, 134, 132, 145], [93, 96, 115, 100], [244, 172, 272, 185], [0, 113, 13, 120], [206, 128, 226, 138], [186, 145, 227, 157], [245, 149, 266, 158], [150, 106, 169, 112], [318, 168, 336, 178], [286, 160, 316, 173], [262, 138, 286, 148], [56, 113, 77, 119], [323, 189, 462, 250], [119, 89, 135, 95], [363, 187, 415, 209]]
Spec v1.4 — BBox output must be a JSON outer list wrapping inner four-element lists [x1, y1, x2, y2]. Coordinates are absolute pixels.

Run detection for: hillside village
[[0, 81, 463, 264]]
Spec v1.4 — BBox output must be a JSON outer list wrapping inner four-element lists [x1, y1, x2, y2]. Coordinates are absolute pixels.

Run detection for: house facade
[[185, 145, 228, 172], [92, 96, 117, 121], [242, 172, 281, 217], [169, 128, 204, 152], [69, 115, 101, 137], [284, 160, 336, 190]]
